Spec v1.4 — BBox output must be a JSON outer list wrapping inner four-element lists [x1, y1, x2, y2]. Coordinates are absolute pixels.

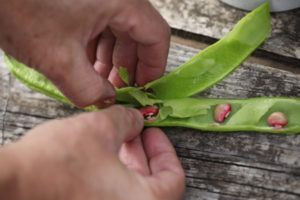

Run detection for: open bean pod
[[145, 98, 300, 134], [6, 3, 299, 134]]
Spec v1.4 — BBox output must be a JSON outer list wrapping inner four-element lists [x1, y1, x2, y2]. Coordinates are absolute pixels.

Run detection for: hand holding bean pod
[[6, 3, 299, 134]]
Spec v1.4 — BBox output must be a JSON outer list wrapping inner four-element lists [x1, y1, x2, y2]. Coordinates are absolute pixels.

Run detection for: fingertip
[[101, 105, 144, 144], [73, 79, 116, 108], [108, 67, 128, 88]]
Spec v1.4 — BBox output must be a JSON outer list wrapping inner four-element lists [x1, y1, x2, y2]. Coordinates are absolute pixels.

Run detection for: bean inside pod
[[214, 104, 231, 123], [267, 112, 288, 129], [140, 106, 159, 121]]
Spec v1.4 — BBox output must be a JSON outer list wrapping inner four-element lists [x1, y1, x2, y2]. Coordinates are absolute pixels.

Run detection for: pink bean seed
[[267, 112, 288, 129], [214, 104, 231, 123], [140, 106, 159, 121]]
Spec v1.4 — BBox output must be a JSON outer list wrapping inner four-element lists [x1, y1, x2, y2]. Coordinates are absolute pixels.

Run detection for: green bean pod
[[145, 3, 271, 99], [4, 55, 99, 111], [145, 98, 300, 134]]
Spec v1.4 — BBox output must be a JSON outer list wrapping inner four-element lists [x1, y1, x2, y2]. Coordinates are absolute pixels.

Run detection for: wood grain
[[1, 39, 300, 199], [150, 0, 300, 60], [1, 1, 300, 199]]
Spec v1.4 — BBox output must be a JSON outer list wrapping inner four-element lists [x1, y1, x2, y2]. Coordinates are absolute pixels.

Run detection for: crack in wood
[[174, 144, 300, 171], [186, 185, 246, 198], [186, 176, 300, 197], [1, 110, 55, 120], [0, 72, 10, 81], [1, 73, 11, 145], [4, 123, 32, 131], [178, 153, 300, 177]]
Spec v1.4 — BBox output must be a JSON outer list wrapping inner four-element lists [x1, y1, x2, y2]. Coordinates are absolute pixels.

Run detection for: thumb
[[43, 43, 116, 108], [142, 128, 185, 200]]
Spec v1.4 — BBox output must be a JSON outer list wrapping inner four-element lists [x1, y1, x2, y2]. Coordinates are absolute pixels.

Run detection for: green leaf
[[119, 66, 130, 85]]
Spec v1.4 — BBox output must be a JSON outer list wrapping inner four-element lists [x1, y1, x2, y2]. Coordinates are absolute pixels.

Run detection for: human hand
[[0, 106, 185, 200], [0, 0, 170, 107]]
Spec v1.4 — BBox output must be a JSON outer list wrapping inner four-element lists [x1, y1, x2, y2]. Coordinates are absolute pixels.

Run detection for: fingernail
[[95, 96, 116, 108], [103, 97, 114, 105], [95, 85, 116, 108]]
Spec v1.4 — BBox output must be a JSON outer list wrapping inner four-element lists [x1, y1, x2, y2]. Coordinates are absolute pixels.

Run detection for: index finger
[[110, 1, 170, 86]]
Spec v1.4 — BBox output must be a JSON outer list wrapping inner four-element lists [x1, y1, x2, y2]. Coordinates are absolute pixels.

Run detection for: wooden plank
[[164, 127, 300, 199], [150, 0, 300, 59], [1, 40, 300, 199]]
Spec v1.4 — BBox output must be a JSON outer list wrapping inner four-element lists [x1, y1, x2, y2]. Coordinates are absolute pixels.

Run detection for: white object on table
[[220, 0, 300, 12]]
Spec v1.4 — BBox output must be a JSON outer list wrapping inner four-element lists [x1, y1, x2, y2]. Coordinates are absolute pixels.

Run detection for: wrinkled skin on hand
[[0, 106, 185, 200], [0, 0, 170, 107]]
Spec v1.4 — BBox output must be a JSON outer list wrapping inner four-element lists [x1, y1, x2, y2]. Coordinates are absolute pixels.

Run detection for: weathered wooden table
[[1, 0, 300, 199]]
